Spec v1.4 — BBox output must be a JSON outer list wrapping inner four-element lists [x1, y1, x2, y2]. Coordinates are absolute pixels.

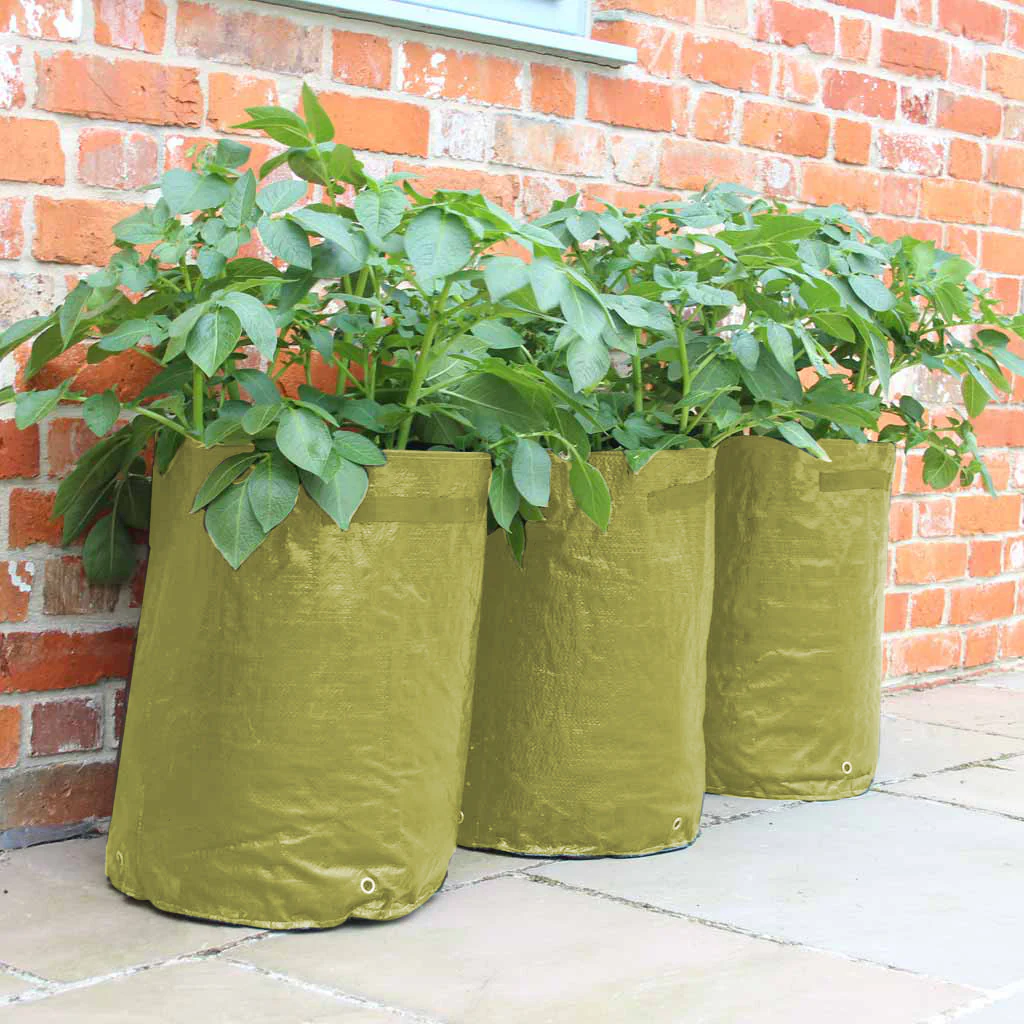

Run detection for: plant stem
[[395, 281, 450, 450], [192, 364, 204, 439], [632, 355, 644, 415], [676, 321, 691, 433]]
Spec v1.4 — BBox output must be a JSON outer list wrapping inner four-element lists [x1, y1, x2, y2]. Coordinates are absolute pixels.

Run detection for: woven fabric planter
[[704, 436, 895, 801], [459, 449, 716, 857], [106, 443, 490, 928]]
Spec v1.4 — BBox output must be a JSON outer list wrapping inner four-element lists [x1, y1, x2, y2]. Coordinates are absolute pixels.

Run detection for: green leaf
[[731, 331, 760, 371], [258, 215, 312, 269], [246, 452, 299, 532], [923, 445, 960, 489], [778, 420, 829, 460], [848, 275, 897, 312], [161, 169, 230, 214], [233, 368, 282, 406], [186, 307, 242, 376], [867, 332, 891, 395], [301, 459, 368, 529], [484, 256, 530, 302], [1, 315, 51, 356], [219, 292, 277, 359], [14, 386, 65, 429], [332, 431, 386, 466], [276, 407, 332, 476], [301, 83, 335, 143], [962, 373, 989, 418], [765, 323, 795, 376], [59, 282, 91, 343], [83, 391, 120, 436], [511, 438, 550, 508], [569, 459, 611, 532], [405, 207, 473, 283], [205, 478, 267, 570], [488, 463, 518, 530], [118, 475, 151, 529], [471, 321, 525, 350], [354, 186, 407, 243], [222, 170, 257, 229], [256, 179, 307, 215], [53, 432, 130, 519], [506, 515, 526, 566], [235, 106, 310, 148], [191, 452, 261, 512], [560, 286, 607, 342], [328, 142, 366, 185], [97, 318, 164, 353], [241, 403, 280, 435], [567, 334, 611, 392], [82, 514, 135, 584], [291, 209, 369, 269]]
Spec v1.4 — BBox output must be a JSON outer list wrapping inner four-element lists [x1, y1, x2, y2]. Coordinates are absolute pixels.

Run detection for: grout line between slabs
[[917, 976, 1024, 1023], [876, 787, 1024, 824]]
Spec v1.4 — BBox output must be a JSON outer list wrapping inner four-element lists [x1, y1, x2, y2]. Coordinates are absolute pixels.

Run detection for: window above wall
[[255, 0, 637, 66]]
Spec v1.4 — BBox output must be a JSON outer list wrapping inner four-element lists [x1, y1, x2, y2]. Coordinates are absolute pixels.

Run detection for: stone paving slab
[[0, 975, 29, 1001], [534, 791, 1024, 991], [0, 960, 399, 1022], [947, 990, 1024, 1023], [700, 793, 791, 825], [235, 875, 973, 1024], [0, 840, 258, 983], [973, 672, 1024, 691], [882, 754, 1024, 819], [441, 847, 543, 890], [883, 684, 1024, 739]]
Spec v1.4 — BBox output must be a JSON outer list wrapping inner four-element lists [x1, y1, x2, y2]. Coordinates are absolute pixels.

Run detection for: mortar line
[[918, 975, 1024, 1023], [876, 786, 1024, 823]]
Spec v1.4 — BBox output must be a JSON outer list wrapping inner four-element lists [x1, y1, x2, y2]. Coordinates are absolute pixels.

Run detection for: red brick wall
[[0, 0, 1022, 834]]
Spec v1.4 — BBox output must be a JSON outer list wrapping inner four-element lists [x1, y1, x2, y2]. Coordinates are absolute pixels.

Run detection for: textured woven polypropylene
[[705, 436, 895, 801], [106, 443, 490, 928], [459, 449, 716, 857]]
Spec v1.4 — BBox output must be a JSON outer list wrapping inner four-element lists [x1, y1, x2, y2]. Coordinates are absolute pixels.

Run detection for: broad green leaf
[[118, 475, 151, 529], [235, 106, 310, 148], [569, 459, 611, 532], [191, 452, 262, 512], [923, 445, 960, 489], [219, 292, 277, 359], [291, 209, 369, 269], [82, 514, 135, 584], [354, 187, 407, 243], [765, 323, 795, 376], [186, 307, 243, 376], [276, 407, 332, 476], [222, 170, 257, 228], [205, 479, 267, 570], [488, 463, 518, 530], [506, 514, 526, 566], [511, 437, 550, 508], [83, 391, 120, 436], [97, 318, 164, 353], [405, 207, 473, 283], [867, 332, 891, 395], [484, 256, 529, 302], [241, 403, 280, 434], [59, 282, 91, 343], [328, 142, 366, 185], [567, 334, 611, 392], [212, 139, 251, 168], [246, 452, 299, 532], [560, 285, 606, 342], [233, 368, 282, 406], [301, 459, 368, 529], [332, 431, 386, 466], [848, 274, 897, 312], [256, 179, 307, 215], [14, 386, 65, 429], [165, 304, 208, 361], [471, 321, 525, 350], [731, 331, 760, 371], [53, 432, 130, 519], [161, 169, 230, 214], [258, 215, 312, 269], [301, 83, 335, 143], [962, 373, 989, 418], [197, 248, 227, 279], [778, 420, 829, 460]]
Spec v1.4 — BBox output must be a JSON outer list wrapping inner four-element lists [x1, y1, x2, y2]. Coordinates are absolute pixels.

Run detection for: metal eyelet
[[360, 877, 376, 895], [457, 810, 465, 824], [672, 817, 683, 831], [841, 761, 853, 775]]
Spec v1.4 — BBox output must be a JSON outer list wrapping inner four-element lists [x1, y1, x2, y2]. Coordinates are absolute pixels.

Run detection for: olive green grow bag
[[106, 444, 490, 929], [705, 436, 895, 801], [460, 450, 716, 858]]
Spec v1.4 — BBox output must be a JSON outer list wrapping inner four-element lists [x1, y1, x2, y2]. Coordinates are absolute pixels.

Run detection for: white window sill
[[255, 0, 637, 66]]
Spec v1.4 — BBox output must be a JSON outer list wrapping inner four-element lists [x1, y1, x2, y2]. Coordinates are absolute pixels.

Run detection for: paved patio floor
[[1, 674, 1023, 1023]]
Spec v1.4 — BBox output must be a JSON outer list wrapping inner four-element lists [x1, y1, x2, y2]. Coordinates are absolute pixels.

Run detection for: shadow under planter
[[704, 435, 895, 801], [106, 444, 490, 929], [459, 449, 716, 858]]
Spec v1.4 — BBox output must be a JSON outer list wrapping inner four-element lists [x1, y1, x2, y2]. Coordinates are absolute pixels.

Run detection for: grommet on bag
[[841, 761, 853, 775], [457, 810, 464, 824], [672, 817, 683, 831], [360, 877, 376, 895]]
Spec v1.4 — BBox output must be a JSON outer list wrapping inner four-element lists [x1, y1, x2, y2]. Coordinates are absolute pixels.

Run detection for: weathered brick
[[830, 0, 895, 14], [955, 494, 1022, 534], [878, 130, 943, 177], [939, 0, 1005, 43], [949, 581, 1016, 625], [42, 557, 119, 616], [741, 102, 829, 158], [950, 45, 984, 89], [991, 190, 1023, 231], [594, 0, 696, 18], [881, 175, 920, 217], [94, 0, 166, 53], [888, 632, 961, 676], [36, 52, 201, 127], [756, 1, 834, 53], [0, 197, 24, 259], [704, 0, 749, 29], [881, 30, 949, 78], [903, 0, 933, 24], [918, 498, 954, 537], [802, 165, 882, 213], [987, 53, 1024, 101], [402, 43, 522, 107], [531, 64, 575, 118], [392, 162, 519, 212], [0, 117, 63, 185], [987, 144, 1024, 189], [0, 705, 18, 768], [839, 17, 872, 59], [1003, 618, 1024, 658], [0, 760, 117, 829], [332, 30, 392, 90], [884, 591, 909, 631], [30, 698, 102, 756], [680, 36, 772, 94], [693, 92, 734, 142], [895, 541, 969, 584], [910, 588, 946, 628], [8, 490, 61, 549], [316, 92, 429, 157], [0, 0, 81, 40], [610, 134, 660, 186], [822, 69, 898, 118], [980, 233, 1024, 276], [0, 422, 39, 479], [0, 561, 34, 623], [0, 628, 136, 694], [900, 86, 935, 125], [920, 179, 990, 225], [661, 139, 753, 190], [207, 72, 278, 133], [834, 118, 871, 164], [78, 128, 158, 190], [964, 624, 998, 666], [176, 1, 321, 75], [0, 44, 25, 109], [33, 197, 138, 266], [588, 75, 678, 132], [584, 183, 676, 213], [592, 20, 680, 77], [890, 499, 914, 541], [17, 345, 159, 402], [969, 538, 1003, 577], [493, 115, 606, 176], [936, 91, 1001, 136], [775, 55, 820, 105], [949, 138, 983, 180]]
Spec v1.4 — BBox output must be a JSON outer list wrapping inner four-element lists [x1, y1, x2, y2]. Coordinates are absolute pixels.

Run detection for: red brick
[[681, 36, 772, 94], [94, 0, 167, 53], [129, 559, 147, 609], [839, 17, 872, 59], [661, 139, 753, 190], [0, 628, 136, 694], [531, 64, 576, 117], [206, 72, 278, 134], [164, 135, 274, 175], [331, 30, 392, 90], [949, 138, 983, 180], [920, 180, 990, 225], [900, 86, 934, 125], [834, 118, 871, 164], [583, 184, 677, 213], [802, 165, 882, 213], [0, 43, 25, 109], [991, 191, 1022, 231], [78, 128, 158, 191], [884, 591, 909, 631], [588, 75, 678, 131], [43, 557, 119, 615], [402, 43, 522, 107], [964, 625, 998, 666], [890, 500, 914, 541], [392, 162, 519, 212], [990, 275, 1021, 314], [988, 53, 1024, 101], [35, 52, 201, 127], [969, 538, 1003, 577], [113, 684, 127, 741], [950, 45, 984, 89], [611, 134, 661, 186], [987, 144, 1024, 189], [881, 30, 948, 78], [592, 20, 680, 77], [741, 102, 829, 158], [830, 0, 895, 14], [1003, 618, 1024, 657], [895, 541, 969, 583], [936, 91, 1001, 137], [0, 196, 24, 259], [888, 632, 962, 675], [693, 92, 734, 141], [878, 130, 943, 176], [1006, 534, 1024, 573], [0, 421, 39, 479], [1011, 11, 1024, 47], [0, 560, 34, 623], [316, 92, 429, 157], [949, 581, 1016, 624], [944, 225, 979, 261], [955, 494, 1022, 534], [17, 345, 159, 402], [823, 69, 898, 118], [939, 0, 1005, 42], [33, 197, 138, 266], [775, 55, 820, 105], [0, 117, 63, 185], [493, 115, 606, 176], [910, 587, 946, 627], [0, 0, 80, 40], [918, 498, 954, 537], [0, 705, 17, 768], [594, 0, 696, 17], [757, 1, 834, 53], [903, 0, 933, 24], [0, 760, 117, 829], [176, 1, 321, 74], [8, 490, 61, 549], [30, 698, 102, 756], [882, 176, 920, 217], [705, 0, 749, 29], [981, 234, 1024, 276]]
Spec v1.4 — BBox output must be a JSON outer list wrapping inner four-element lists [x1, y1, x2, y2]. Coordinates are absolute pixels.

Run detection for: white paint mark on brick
[[52, 0, 82, 39], [0, 46, 20, 109], [7, 561, 34, 593]]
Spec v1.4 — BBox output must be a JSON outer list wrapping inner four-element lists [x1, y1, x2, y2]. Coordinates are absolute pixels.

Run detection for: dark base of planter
[[457, 831, 700, 861], [705, 772, 875, 802]]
